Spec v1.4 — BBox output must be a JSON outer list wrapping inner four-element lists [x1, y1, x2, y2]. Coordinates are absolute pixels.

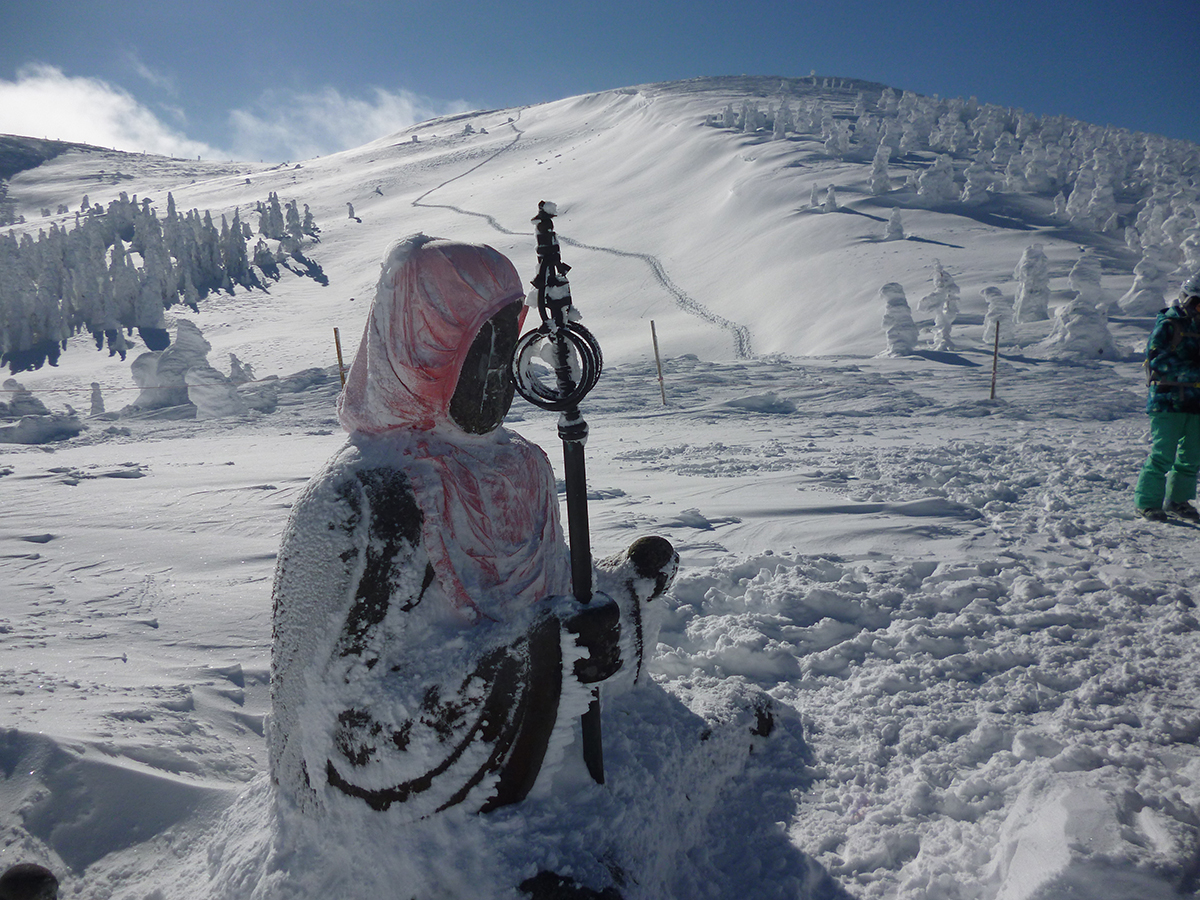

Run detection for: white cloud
[[228, 86, 472, 162], [0, 63, 221, 159], [124, 51, 178, 96], [0, 64, 472, 164]]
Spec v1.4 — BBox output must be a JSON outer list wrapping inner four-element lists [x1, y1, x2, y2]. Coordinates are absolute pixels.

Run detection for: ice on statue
[[261, 233, 783, 899]]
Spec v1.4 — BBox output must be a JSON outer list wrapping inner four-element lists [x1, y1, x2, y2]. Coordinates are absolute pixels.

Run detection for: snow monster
[[268, 234, 677, 822]]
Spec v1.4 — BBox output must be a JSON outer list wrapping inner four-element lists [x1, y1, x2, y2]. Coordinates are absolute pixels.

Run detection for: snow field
[[2, 74, 1200, 898]]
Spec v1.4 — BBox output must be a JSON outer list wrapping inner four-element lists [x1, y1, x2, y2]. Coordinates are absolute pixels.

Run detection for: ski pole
[[511, 201, 606, 783]]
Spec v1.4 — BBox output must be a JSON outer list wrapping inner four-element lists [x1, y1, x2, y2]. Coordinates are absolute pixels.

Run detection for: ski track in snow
[[411, 106, 755, 358]]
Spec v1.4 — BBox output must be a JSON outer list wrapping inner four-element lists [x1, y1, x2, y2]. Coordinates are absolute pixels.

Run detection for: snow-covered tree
[[880, 283, 918, 356], [302, 204, 320, 238], [960, 151, 995, 204], [1065, 166, 1097, 225], [89, 382, 104, 416], [877, 87, 898, 115], [917, 261, 960, 350], [1068, 248, 1105, 309], [1013, 244, 1051, 322], [1118, 244, 1170, 315], [1033, 298, 1119, 359], [884, 207, 905, 241], [982, 286, 1015, 346], [223, 209, 254, 290], [229, 353, 255, 385], [870, 144, 892, 195], [991, 132, 1018, 170], [823, 185, 839, 212], [918, 155, 957, 205]]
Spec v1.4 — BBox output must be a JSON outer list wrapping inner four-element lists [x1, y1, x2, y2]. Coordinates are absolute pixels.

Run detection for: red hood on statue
[[336, 234, 570, 624]]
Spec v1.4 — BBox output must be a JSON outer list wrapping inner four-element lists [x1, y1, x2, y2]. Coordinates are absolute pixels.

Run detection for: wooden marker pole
[[651, 320, 666, 406], [334, 327, 347, 388], [989, 320, 1000, 400]]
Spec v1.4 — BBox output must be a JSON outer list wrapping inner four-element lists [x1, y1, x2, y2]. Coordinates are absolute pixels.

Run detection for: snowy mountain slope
[[7, 74, 1183, 391], [2, 75, 1200, 900]]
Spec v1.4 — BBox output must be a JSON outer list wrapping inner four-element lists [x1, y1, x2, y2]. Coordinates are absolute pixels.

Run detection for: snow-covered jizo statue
[[1013, 243, 1051, 323], [269, 235, 677, 821], [880, 283, 918, 355]]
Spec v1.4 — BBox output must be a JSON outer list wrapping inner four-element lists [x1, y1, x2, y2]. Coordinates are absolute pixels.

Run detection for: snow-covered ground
[[3, 76, 1200, 899]]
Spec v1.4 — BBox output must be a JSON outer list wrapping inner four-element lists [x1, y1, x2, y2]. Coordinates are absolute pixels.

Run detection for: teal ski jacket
[[1146, 305, 1200, 414]]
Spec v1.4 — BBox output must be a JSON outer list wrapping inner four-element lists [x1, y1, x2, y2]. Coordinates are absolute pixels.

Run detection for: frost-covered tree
[[1004, 154, 1030, 193], [302, 204, 320, 238], [1065, 166, 1097, 225], [252, 239, 281, 281], [223, 209, 255, 290], [960, 151, 995, 204], [982, 286, 1015, 345], [229, 353, 255, 385], [884, 207, 905, 241], [1086, 180, 1117, 231], [285, 200, 304, 241], [90, 382, 104, 416], [877, 87, 898, 115], [917, 261, 960, 350], [1013, 244, 1051, 322], [870, 144, 892, 195], [1033, 298, 1119, 359], [879, 283, 918, 356], [1068, 248, 1105, 309], [991, 132, 1018, 170], [772, 105, 788, 140], [1118, 244, 1170, 315], [853, 115, 882, 156], [918, 155, 957, 205], [1126, 223, 1143, 252], [809, 183, 821, 209], [1180, 235, 1200, 278], [0, 190, 326, 372], [823, 185, 839, 212], [266, 193, 286, 239]]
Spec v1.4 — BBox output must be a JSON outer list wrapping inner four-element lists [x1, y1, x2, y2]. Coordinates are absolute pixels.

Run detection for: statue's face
[[449, 301, 522, 434]]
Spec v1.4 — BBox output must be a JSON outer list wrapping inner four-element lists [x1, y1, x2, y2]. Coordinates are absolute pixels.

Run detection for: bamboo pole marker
[[990, 319, 1000, 400], [334, 327, 347, 388], [651, 320, 666, 406]]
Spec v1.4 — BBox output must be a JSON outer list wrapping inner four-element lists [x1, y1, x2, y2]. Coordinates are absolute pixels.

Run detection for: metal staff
[[511, 200, 606, 783]]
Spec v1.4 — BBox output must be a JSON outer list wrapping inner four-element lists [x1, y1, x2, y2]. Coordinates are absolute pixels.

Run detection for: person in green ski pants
[[1136, 274, 1200, 521]]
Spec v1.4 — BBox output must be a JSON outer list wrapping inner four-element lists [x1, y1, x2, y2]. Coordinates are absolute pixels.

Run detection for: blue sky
[[1, 0, 1197, 162]]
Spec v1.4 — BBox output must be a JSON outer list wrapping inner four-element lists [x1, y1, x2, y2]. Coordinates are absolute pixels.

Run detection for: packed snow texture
[[2, 74, 1200, 899]]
